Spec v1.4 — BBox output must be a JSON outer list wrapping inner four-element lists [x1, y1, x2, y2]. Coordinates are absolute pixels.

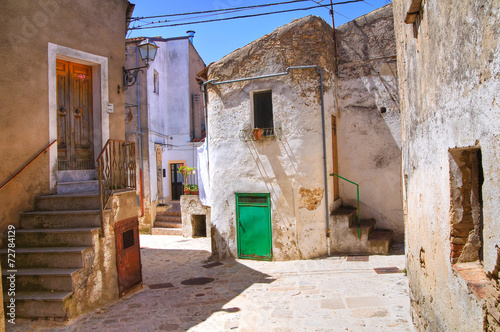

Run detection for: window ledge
[[405, 0, 422, 24], [453, 262, 489, 299]]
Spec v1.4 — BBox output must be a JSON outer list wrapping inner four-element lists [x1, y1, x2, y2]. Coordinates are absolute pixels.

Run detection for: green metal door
[[236, 193, 272, 261]]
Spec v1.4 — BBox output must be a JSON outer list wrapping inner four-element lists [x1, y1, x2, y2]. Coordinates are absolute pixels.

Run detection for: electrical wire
[[130, 0, 310, 21], [130, 0, 363, 30]]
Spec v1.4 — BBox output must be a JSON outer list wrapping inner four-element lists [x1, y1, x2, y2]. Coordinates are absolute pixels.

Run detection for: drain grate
[[181, 277, 215, 286], [346, 256, 369, 262], [202, 262, 223, 269], [374, 267, 402, 274], [149, 282, 175, 289]]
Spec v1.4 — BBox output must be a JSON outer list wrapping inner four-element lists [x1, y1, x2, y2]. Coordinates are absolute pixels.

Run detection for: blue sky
[[128, 0, 391, 64]]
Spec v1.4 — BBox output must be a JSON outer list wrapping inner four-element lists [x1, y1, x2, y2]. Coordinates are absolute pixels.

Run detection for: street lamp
[[123, 38, 159, 91]]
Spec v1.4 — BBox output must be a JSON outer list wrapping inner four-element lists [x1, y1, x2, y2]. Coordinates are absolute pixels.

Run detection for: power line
[[130, 0, 363, 30], [130, 0, 310, 21]]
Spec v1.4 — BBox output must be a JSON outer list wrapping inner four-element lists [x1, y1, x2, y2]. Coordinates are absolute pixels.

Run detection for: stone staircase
[[151, 202, 182, 236], [329, 207, 394, 255], [1, 170, 103, 319]]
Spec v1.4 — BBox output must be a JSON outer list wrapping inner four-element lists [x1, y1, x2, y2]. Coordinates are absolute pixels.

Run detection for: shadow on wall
[[69, 246, 275, 330]]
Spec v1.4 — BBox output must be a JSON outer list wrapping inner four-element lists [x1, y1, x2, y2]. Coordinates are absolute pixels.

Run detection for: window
[[253, 90, 273, 135], [449, 147, 484, 264], [153, 70, 159, 94]]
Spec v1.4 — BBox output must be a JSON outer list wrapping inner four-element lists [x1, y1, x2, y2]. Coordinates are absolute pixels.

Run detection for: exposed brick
[[451, 228, 470, 237], [451, 237, 468, 245], [452, 222, 475, 229], [451, 251, 462, 258], [451, 244, 464, 252]]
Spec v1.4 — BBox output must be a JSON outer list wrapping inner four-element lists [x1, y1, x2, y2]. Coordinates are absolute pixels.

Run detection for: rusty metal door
[[115, 217, 142, 296]]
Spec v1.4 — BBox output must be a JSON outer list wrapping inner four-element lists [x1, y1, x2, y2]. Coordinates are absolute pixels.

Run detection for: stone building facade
[[393, 0, 500, 330], [204, 5, 403, 261], [125, 35, 205, 232]]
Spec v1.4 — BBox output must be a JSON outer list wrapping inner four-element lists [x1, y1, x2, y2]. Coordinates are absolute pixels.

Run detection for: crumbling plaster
[[207, 16, 336, 261], [393, 0, 500, 330]]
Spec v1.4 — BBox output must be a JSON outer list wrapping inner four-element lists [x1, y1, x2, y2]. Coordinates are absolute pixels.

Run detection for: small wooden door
[[115, 217, 142, 297], [56, 60, 94, 170], [170, 163, 184, 200], [155, 145, 163, 199], [236, 193, 272, 261]]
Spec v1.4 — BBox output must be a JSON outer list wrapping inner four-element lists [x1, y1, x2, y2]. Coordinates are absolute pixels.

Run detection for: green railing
[[330, 173, 361, 238]]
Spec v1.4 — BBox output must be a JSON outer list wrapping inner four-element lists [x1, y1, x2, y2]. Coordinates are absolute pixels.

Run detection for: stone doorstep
[[154, 221, 182, 229], [151, 227, 183, 236]]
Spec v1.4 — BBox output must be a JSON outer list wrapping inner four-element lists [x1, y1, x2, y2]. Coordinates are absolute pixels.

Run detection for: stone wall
[[207, 16, 336, 261], [0, 0, 130, 231], [393, 0, 500, 330], [180, 195, 211, 238], [336, 4, 404, 240]]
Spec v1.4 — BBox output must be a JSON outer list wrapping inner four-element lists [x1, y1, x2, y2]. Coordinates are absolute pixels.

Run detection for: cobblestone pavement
[[9, 235, 413, 332]]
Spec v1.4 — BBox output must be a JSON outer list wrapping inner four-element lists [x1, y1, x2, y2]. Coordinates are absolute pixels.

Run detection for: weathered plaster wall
[[207, 16, 336, 261], [337, 4, 404, 240], [0, 0, 129, 230], [180, 195, 211, 238], [393, 0, 500, 330]]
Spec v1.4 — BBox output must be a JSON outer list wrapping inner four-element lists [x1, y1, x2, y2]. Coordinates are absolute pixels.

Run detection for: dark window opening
[[449, 147, 484, 264], [123, 229, 135, 249], [192, 215, 207, 237], [253, 90, 273, 135]]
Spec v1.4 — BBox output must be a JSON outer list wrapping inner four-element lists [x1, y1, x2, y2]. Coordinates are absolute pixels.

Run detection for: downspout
[[136, 43, 144, 216], [203, 65, 331, 255]]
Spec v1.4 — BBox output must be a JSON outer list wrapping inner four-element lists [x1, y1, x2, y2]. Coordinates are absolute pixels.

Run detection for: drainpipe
[[136, 43, 144, 216], [203, 65, 331, 255]]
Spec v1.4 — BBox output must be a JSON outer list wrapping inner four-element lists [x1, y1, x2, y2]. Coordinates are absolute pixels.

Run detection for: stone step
[[151, 227, 182, 236], [154, 221, 182, 229], [155, 215, 182, 223], [35, 193, 100, 211], [2, 268, 80, 292], [57, 180, 99, 195], [158, 211, 181, 218], [368, 230, 394, 254], [20, 210, 102, 229], [349, 219, 375, 239], [57, 170, 97, 182], [12, 228, 99, 247], [0, 247, 90, 268], [3, 291, 72, 318]]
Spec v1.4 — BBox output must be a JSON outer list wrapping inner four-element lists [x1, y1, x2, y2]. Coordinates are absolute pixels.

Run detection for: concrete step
[[57, 170, 96, 182], [155, 215, 182, 223], [368, 230, 394, 254], [3, 291, 71, 318], [349, 219, 375, 239], [2, 268, 80, 292], [154, 221, 182, 229], [0, 247, 90, 268], [20, 210, 101, 229], [151, 227, 182, 236], [57, 180, 99, 195], [12, 228, 99, 247], [35, 193, 100, 211]]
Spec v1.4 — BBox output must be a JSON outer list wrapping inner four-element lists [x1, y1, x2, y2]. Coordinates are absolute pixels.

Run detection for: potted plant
[[190, 184, 199, 195], [184, 184, 191, 195], [178, 165, 196, 195], [252, 128, 263, 140]]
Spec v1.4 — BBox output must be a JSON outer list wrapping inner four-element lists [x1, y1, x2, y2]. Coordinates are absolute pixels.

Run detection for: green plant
[[190, 184, 199, 191]]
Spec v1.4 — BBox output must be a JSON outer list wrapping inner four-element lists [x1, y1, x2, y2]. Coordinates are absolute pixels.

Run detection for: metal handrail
[[330, 173, 361, 238], [97, 139, 137, 210], [0, 140, 57, 191]]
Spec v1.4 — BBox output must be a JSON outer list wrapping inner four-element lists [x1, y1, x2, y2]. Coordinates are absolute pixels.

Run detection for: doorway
[[170, 162, 184, 201], [236, 193, 272, 261], [155, 144, 164, 200], [56, 59, 94, 170]]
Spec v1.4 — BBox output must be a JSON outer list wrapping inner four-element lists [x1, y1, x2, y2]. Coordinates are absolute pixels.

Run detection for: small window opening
[[153, 70, 159, 94], [449, 147, 484, 264], [253, 90, 274, 136], [123, 229, 135, 249], [192, 215, 207, 237]]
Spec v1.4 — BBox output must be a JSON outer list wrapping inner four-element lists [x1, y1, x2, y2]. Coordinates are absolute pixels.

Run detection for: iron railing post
[[330, 173, 361, 238]]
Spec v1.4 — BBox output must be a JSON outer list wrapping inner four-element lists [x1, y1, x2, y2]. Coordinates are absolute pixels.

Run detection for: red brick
[[451, 244, 464, 251]]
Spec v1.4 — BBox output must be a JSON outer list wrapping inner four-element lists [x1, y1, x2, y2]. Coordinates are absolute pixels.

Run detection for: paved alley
[[9, 236, 412, 332]]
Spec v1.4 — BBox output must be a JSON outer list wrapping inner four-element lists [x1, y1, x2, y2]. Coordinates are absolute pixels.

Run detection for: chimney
[[186, 30, 195, 44]]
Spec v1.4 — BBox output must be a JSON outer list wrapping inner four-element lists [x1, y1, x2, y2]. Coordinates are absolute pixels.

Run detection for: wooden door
[[236, 193, 272, 261], [115, 217, 142, 297], [155, 144, 163, 199], [57, 60, 94, 170]]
